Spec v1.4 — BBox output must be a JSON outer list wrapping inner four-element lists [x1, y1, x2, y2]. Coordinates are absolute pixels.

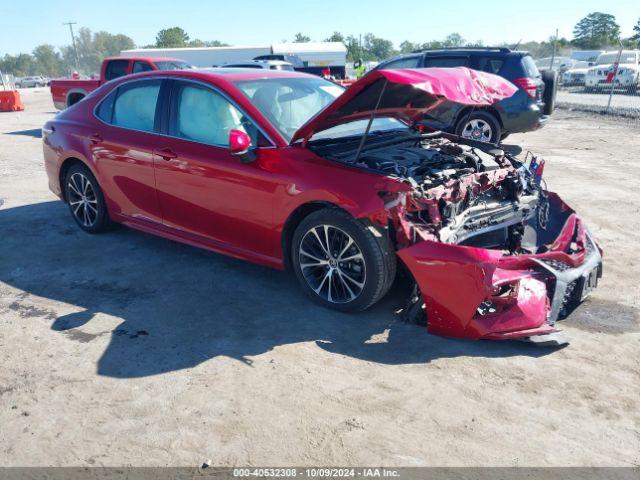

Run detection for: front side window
[[380, 56, 421, 70], [111, 80, 161, 132], [234, 77, 343, 141], [105, 60, 129, 81], [171, 83, 258, 147]]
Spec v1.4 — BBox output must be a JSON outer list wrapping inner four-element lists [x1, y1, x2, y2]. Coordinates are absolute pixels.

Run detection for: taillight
[[512, 77, 538, 99]]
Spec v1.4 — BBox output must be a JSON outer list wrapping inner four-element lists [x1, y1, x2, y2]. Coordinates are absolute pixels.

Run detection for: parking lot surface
[[0, 88, 639, 467]]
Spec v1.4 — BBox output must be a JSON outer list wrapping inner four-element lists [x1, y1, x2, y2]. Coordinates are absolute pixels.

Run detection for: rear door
[[92, 78, 164, 223]]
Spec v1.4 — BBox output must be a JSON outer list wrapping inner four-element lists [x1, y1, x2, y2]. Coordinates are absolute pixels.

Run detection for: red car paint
[[50, 56, 188, 110], [43, 68, 601, 344]]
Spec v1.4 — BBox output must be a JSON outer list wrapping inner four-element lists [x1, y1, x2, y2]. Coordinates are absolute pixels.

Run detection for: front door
[[153, 80, 276, 259]]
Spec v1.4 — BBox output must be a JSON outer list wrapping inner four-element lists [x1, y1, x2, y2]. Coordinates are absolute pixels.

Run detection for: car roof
[[122, 67, 315, 82], [420, 48, 528, 56]]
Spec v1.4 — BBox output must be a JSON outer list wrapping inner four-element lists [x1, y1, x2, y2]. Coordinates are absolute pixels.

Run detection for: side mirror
[[229, 129, 255, 163]]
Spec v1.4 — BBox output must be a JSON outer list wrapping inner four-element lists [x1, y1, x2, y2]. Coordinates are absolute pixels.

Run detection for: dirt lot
[[0, 88, 638, 467]]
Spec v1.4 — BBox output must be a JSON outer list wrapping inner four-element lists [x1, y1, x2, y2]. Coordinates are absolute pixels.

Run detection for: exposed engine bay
[[310, 130, 551, 254]]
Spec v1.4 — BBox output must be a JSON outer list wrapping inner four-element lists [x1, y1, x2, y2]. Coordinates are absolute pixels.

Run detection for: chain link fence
[[554, 50, 640, 119]]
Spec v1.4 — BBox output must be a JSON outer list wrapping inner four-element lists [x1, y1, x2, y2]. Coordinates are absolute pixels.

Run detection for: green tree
[[442, 33, 465, 47], [399, 41, 420, 53], [0, 53, 36, 76], [344, 35, 361, 62], [324, 32, 344, 43], [188, 39, 229, 47], [363, 33, 395, 60], [58, 28, 135, 75], [572, 12, 620, 48], [631, 18, 640, 43], [293, 33, 311, 43], [155, 27, 190, 48], [32, 44, 63, 77]]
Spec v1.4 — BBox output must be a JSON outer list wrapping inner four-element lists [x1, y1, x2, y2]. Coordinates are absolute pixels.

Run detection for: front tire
[[64, 163, 112, 233], [455, 111, 501, 143], [291, 209, 395, 312]]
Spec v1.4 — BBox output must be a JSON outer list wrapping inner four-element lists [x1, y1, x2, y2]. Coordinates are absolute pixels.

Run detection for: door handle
[[156, 147, 177, 160], [89, 133, 102, 144]]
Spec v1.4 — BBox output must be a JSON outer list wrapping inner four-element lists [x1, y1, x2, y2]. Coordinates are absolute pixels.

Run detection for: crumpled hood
[[291, 67, 518, 144]]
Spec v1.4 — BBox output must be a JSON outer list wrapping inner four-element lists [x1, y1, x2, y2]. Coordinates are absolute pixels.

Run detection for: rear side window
[[95, 89, 117, 123], [521, 55, 541, 78], [380, 56, 421, 69], [105, 60, 129, 81], [423, 56, 469, 68], [111, 80, 161, 132], [476, 57, 505, 74], [170, 82, 258, 146], [132, 61, 153, 73]]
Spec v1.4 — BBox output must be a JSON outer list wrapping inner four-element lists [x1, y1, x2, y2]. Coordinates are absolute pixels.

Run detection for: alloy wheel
[[461, 119, 493, 142], [67, 172, 99, 228], [298, 225, 366, 304]]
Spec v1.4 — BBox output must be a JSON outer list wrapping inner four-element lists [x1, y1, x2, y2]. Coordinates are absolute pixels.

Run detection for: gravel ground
[[0, 88, 639, 467]]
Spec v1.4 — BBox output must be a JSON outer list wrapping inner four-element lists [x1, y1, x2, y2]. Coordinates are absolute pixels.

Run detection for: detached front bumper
[[397, 193, 602, 343]]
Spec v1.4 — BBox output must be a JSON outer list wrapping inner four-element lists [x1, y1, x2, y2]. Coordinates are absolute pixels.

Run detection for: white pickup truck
[[585, 50, 640, 92]]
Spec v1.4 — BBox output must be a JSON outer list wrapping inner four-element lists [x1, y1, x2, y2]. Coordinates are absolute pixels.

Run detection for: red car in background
[[42, 67, 602, 346], [50, 56, 192, 110]]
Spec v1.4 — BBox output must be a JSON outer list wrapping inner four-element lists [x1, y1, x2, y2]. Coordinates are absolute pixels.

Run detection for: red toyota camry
[[43, 67, 602, 346]]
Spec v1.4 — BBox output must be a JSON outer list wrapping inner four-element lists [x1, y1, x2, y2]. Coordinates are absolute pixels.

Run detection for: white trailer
[[121, 45, 271, 68], [122, 42, 348, 76]]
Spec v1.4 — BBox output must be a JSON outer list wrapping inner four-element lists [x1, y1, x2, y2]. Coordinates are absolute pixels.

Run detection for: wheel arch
[[58, 157, 91, 202], [66, 89, 88, 108], [455, 105, 504, 130], [281, 201, 348, 271]]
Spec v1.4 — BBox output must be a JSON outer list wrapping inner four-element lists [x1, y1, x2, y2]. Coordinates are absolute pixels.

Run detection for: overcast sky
[[1, 0, 638, 55]]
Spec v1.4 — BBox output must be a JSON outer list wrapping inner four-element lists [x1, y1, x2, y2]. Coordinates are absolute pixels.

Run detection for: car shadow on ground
[[4, 129, 42, 138], [0, 201, 558, 378]]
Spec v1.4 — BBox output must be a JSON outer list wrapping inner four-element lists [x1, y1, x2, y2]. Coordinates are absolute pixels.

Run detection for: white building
[[122, 42, 348, 77]]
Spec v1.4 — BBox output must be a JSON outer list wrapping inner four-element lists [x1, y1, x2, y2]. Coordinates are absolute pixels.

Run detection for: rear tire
[[455, 111, 501, 144], [64, 163, 112, 234], [291, 208, 396, 312]]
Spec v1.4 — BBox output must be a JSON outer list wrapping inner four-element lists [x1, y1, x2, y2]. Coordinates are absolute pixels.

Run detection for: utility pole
[[549, 28, 559, 69], [63, 22, 80, 72]]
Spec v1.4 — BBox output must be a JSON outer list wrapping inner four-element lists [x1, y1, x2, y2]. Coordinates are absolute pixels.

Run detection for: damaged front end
[[297, 68, 601, 345], [312, 131, 603, 346]]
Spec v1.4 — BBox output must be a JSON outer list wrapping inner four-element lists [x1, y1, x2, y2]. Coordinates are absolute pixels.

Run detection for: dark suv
[[373, 48, 556, 142]]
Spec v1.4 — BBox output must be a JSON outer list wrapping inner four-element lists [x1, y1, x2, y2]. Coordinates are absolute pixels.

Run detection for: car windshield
[[597, 53, 637, 64], [234, 77, 344, 141], [154, 61, 193, 70]]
